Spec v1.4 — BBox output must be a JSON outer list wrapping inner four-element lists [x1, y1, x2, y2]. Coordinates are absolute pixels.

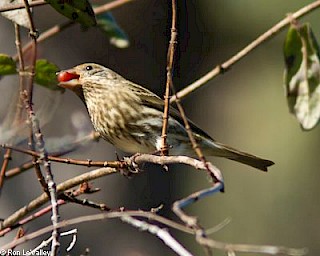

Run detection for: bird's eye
[[86, 65, 93, 71]]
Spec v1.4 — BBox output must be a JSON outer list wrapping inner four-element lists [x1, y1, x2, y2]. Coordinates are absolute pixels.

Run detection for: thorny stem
[[160, 0, 177, 156], [22, 0, 60, 254], [1, 144, 126, 168]]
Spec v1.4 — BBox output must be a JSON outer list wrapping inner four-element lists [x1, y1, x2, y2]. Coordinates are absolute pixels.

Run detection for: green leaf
[[45, 0, 96, 27], [35, 59, 64, 92], [97, 12, 129, 48], [0, 54, 17, 75], [284, 23, 320, 130]]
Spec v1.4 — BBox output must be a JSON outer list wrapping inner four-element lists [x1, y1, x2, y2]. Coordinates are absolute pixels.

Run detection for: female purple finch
[[57, 63, 274, 171]]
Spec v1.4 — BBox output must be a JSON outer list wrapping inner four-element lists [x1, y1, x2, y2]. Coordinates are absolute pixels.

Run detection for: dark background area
[[0, 0, 320, 255]]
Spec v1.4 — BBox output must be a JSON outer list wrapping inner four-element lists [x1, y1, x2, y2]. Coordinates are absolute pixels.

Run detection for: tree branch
[[170, 0, 320, 102]]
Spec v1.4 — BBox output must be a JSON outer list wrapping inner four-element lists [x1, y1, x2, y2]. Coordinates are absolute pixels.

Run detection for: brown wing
[[127, 81, 214, 142]]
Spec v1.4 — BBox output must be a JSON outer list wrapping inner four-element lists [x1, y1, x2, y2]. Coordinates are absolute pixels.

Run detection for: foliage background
[[0, 0, 319, 255]]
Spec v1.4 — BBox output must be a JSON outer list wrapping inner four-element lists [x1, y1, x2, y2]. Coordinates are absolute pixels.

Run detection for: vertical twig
[[22, 0, 37, 102], [23, 94, 60, 256], [170, 0, 320, 102], [1, 22, 27, 191], [14, 23, 26, 123], [14, 0, 134, 60], [22, 1, 60, 254], [160, 0, 177, 156], [163, 3, 221, 255], [0, 0, 46, 12], [16, 2, 47, 193], [0, 149, 11, 190], [170, 85, 216, 180]]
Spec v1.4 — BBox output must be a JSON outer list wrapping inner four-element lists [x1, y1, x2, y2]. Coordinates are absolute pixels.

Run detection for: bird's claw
[[122, 153, 143, 177]]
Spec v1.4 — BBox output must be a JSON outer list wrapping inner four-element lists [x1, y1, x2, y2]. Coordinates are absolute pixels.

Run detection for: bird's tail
[[206, 141, 274, 172]]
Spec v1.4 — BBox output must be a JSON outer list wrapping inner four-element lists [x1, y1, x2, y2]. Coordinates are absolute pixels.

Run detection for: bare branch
[[1, 211, 307, 256], [195, 233, 308, 256], [4, 132, 100, 179], [0, 154, 222, 230], [121, 215, 193, 256], [0, 0, 46, 12], [171, 0, 320, 102], [23, 92, 60, 255], [14, 0, 134, 59], [160, 0, 177, 156], [0, 167, 118, 230]]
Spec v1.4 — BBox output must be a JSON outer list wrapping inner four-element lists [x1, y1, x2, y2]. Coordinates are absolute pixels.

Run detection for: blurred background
[[1, 0, 320, 255]]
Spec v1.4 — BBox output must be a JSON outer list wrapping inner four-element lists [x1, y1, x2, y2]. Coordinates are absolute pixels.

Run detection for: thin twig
[[121, 215, 193, 256], [4, 132, 100, 179], [93, 0, 133, 14], [0, 167, 118, 230], [23, 0, 37, 102], [0, 199, 66, 237], [0, 23, 26, 191], [60, 193, 111, 211], [195, 232, 308, 256], [11, 4, 48, 204], [0, 154, 222, 230], [1, 211, 192, 250], [160, 0, 177, 156], [1, 144, 223, 179], [14, 0, 134, 60], [0, 185, 97, 237], [0, 149, 11, 191], [1, 144, 125, 168], [30, 229, 77, 254], [23, 97, 61, 255], [170, 0, 320, 102], [22, 1, 60, 253], [1, 211, 307, 256], [0, 0, 46, 12], [14, 23, 27, 126], [162, 3, 221, 255], [172, 181, 223, 227], [18, 0, 47, 194]]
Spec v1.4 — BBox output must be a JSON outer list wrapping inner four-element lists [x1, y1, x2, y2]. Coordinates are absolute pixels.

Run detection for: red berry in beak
[[57, 71, 80, 82]]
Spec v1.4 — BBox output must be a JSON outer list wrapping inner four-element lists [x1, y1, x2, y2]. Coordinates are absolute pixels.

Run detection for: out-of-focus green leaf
[[35, 59, 64, 92], [284, 23, 320, 130], [0, 54, 17, 75], [0, 0, 31, 28], [97, 12, 129, 48], [45, 0, 96, 27]]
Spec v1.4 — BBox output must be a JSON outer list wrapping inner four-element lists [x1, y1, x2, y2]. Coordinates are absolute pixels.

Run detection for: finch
[[57, 63, 274, 171]]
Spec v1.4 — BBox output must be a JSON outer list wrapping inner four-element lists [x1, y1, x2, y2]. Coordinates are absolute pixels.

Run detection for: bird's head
[[57, 63, 107, 89], [57, 63, 119, 99]]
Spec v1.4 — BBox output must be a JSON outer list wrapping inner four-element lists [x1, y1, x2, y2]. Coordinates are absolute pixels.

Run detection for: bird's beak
[[57, 69, 81, 90]]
